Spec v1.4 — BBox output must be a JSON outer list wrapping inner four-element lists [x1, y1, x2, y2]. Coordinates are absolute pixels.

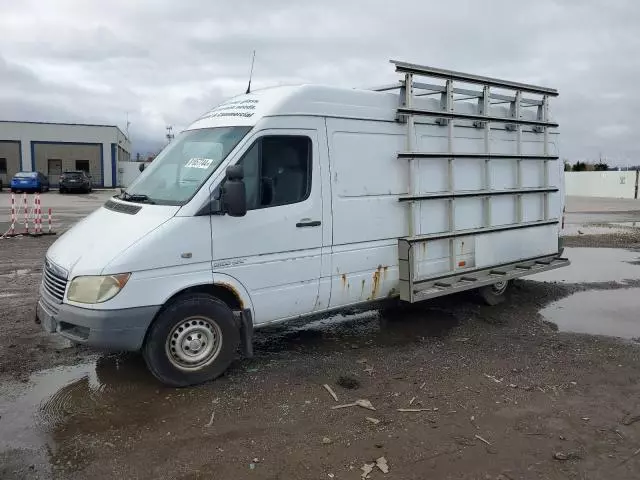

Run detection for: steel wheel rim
[[165, 316, 223, 371], [492, 281, 508, 295]]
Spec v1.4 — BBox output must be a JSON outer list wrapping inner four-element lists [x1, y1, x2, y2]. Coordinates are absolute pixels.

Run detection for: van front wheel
[[143, 293, 240, 387]]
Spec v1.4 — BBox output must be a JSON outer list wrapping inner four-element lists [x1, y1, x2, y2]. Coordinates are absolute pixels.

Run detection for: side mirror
[[139, 163, 145, 172], [222, 165, 247, 217]]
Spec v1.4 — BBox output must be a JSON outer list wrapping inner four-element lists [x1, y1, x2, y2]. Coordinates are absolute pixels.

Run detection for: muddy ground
[[1, 233, 640, 480], [563, 228, 640, 249]]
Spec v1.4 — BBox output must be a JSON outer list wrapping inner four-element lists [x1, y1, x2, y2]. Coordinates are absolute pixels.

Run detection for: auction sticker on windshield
[[185, 157, 215, 169]]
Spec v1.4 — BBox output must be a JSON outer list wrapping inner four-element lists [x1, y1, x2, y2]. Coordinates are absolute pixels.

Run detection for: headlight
[[67, 273, 131, 304]]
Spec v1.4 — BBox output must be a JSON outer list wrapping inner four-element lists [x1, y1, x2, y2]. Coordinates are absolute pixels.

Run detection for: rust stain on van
[[370, 265, 385, 300], [341, 273, 347, 289], [460, 240, 465, 254], [361, 279, 366, 299], [218, 282, 244, 310], [421, 242, 427, 257]]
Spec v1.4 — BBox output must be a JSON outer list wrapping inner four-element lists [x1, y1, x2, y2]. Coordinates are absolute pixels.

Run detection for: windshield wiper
[[119, 192, 156, 204]]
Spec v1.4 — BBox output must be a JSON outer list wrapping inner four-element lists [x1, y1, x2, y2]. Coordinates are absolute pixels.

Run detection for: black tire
[[59, 188, 65, 194], [143, 293, 240, 387], [478, 280, 510, 306], [11, 188, 16, 193]]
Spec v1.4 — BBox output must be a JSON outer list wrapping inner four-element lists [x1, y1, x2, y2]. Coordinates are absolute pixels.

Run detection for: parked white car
[[37, 60, 569, 386]]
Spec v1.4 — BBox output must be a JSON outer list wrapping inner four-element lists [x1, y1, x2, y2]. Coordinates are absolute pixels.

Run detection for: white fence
[[118, 161, 151, 188], [564, 171, 639, 199]]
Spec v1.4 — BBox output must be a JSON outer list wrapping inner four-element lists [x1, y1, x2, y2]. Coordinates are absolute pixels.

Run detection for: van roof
[[185, 83, 548, 131], [186, 85, 400, 131]]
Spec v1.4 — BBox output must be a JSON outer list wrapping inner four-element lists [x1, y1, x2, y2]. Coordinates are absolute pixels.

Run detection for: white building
[[0, 121, 131, 188]]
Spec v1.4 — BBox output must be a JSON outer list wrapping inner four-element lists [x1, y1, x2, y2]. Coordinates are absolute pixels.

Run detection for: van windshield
[[123, 126, 251, 206]]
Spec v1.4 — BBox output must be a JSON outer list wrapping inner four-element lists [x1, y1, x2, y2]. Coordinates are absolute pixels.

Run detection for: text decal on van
[[199, 99, 259, 120], [185, 158, 215, 169]]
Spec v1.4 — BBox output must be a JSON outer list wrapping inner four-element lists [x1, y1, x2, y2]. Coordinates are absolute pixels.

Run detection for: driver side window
[[238, 135, 312, 211]]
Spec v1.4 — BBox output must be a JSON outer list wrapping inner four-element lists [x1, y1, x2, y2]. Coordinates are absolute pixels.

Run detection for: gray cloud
[[0, 0, 638, 162]]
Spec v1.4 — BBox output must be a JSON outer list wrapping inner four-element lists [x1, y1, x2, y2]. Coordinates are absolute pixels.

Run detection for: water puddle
[[0, 363, 96, 451], [540, 288, 640, 340], [530, 247, 640, 284], [0, 354, 160, 454]]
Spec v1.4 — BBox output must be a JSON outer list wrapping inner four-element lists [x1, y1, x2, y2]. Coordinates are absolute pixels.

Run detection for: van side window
[[239, 136, 312, 210]]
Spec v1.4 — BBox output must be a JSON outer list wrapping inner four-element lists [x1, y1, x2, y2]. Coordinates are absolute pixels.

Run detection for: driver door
[[210, 128, 323, 324]]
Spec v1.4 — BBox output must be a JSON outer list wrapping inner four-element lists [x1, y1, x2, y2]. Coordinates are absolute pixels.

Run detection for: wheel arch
[[160, 282, 249, 314], [153, 273, 253, 318]]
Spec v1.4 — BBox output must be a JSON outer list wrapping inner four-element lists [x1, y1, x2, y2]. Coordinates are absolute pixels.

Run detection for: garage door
[[0, 141, 21, 186], [33, 143, 102, 186]]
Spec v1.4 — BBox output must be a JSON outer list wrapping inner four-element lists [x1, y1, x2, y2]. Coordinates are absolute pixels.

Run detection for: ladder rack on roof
[[384, 59, 563, 303]]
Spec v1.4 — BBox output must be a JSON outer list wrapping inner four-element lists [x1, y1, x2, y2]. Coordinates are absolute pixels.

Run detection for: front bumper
[[36, 288, 160, 351]]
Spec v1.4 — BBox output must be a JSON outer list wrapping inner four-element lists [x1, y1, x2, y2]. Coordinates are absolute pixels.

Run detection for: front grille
[[104, 199, 142, 215], [42, 260, 68, 303], [40, 292, 60, 315]]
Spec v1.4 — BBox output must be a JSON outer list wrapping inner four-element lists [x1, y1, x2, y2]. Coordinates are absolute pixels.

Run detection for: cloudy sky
[[1, 0, 638, 164]]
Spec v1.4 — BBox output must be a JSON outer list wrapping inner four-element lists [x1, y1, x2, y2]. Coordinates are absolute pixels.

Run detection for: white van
[[37, 60, 569, 386]]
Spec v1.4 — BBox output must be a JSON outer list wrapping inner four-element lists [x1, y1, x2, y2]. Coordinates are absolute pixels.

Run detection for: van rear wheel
[[143, 293, 239, 387], [478, 280, 510, 306]]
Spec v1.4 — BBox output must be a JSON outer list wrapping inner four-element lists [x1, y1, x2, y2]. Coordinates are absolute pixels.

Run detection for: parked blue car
[[10, 171, 50, 193]]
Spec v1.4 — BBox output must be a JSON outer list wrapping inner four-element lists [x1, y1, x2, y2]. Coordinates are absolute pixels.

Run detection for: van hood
[[46, 201, 180, 277]]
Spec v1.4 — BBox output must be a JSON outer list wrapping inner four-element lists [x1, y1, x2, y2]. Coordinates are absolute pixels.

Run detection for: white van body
[[37, 61, 569, 385]]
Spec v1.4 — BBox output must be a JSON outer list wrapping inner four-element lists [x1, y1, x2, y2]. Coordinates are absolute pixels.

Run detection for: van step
[[400, 255, 570, 303]]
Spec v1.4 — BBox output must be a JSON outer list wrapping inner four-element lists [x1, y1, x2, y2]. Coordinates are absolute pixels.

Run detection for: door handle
[[296, 220, 321, 228]]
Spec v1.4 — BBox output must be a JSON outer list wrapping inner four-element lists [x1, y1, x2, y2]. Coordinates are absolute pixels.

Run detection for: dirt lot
[[1, 197, 640, 479]]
